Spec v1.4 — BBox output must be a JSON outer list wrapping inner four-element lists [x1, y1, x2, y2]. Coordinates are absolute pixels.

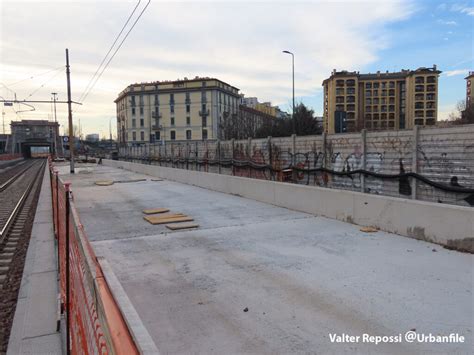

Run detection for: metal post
[[267, 136, 273, 181], [186, 142, 190, 170], [231, 138, 235, 176], [291, 133, 296, 182], [52, 92, 58, 157], [322, 132, 327, 169], [247, 137, 252, 178], [361, 129, 366, 193], [65, 49, 75, 174], [64, 182, 71, 355], [412, 125, 419, 200], [217, 140, 221, 174]]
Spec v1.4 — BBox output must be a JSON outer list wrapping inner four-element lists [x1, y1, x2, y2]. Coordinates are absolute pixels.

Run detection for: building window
[[140, 131, 144, 141], [132, 107, 136, 116], [140, 107, 144, 115], [202, 103, 206, 112], [155, 131, 160, 141], [132, 131, 136, 141], [365, 83, 372, 89], [202, 129, 208, 140], [170, 105, 174, 114], [170, 130, 176, 140], [202, 117, 207, 127], [186, 130, 192, 140], [185, 92, 190, 102], [170, 93, 174, 103], [186, 116, 190, 125], [186, 104, 190, 113], [154, 95, 159, 105], [132, 119, 136, 128], [171, 117, 175, 126], [202, 81, 207, 87], [140, 118, 144, 127], [139, 95, 144, 105]]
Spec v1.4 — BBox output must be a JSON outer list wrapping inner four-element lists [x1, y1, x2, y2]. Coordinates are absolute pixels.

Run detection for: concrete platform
[[8, 166, 62, 354], [58, 163, 473, 354]]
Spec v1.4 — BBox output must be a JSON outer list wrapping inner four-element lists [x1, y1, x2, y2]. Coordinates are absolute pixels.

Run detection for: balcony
[[336, 96, 345, 104], [336, 80, 345, 87], [415, 76, 425, 84], [152, 124, 161, 130], [199, 109, 210, 117], [346, 96, 355, 103], [415, 103, 424, 109], [415, 94, 424, 101], [415, 85, 424, 92], [427, 85, 436, 92], [151, 111, 162, 119], [427, 76, 436, 83], [346, 88, 355, 95], [336, 88, 344, 95], [388, 89, 395, 96], [426, 101, 436, 109], [346, 79, 355, 87]]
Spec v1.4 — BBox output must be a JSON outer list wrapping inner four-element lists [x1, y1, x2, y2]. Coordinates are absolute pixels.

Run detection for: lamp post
[[282, 50, 295, 134]]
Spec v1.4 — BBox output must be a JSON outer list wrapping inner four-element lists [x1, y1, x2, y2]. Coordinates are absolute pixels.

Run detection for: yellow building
[[322, 66, 441, 133], [115, 77, 240, 144], [255, 102, 278, 117]]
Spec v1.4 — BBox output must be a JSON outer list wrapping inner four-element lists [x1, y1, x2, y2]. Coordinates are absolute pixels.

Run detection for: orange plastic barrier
[[49, 158, 139, 354]]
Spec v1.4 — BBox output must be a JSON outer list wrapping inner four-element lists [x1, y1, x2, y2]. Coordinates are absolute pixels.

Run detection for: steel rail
[[0, 161, 45, 241]]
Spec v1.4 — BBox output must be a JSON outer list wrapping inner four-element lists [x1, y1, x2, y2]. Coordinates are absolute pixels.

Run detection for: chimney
[[433, 64, 437, 71]]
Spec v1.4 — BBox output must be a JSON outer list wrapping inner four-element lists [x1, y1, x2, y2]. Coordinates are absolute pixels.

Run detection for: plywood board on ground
[[165, 222, 199, 230], [95, 180, 114, 186], [144, 216, 194, 225], [142, 208, 170, 215]]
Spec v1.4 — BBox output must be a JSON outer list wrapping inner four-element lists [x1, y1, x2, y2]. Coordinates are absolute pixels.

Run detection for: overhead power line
[[80, 0, 151, 103], [23, 67, 64, 100], [7, 65, 64, 87], [78, 0, 143, 103]]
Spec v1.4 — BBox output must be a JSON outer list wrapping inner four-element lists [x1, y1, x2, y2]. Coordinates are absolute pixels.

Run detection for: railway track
[[0, 159, 46, 353]]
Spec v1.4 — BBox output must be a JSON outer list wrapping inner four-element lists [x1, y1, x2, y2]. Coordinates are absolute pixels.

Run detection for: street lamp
[[282, 50, 295, 134]]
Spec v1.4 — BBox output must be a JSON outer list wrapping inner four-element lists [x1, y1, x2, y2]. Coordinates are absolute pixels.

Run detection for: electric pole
[[52, 92, 58, 157], [66, 48, 75, 173]]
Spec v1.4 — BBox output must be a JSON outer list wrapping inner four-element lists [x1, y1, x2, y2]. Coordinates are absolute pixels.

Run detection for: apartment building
[[466, 71, 474, 108], [115, 77, 240, 145], [322, 66, 441, 134]]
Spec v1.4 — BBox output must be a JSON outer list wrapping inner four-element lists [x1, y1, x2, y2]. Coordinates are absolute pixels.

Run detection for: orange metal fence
[[0, 153, 22, 161], [48, 158, 139, 355]]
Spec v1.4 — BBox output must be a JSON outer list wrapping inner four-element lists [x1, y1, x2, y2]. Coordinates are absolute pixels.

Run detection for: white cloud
[[436, 19, 457, 25], [0, 0, 416, 136], [443, 69, 470, 77], [451, 3, 474, 16]]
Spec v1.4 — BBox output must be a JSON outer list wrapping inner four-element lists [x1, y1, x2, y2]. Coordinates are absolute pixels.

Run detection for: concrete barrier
[[104, 159, 474, 253]]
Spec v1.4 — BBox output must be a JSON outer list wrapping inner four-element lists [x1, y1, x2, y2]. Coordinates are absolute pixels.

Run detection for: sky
[[0, 0, 473, 138]]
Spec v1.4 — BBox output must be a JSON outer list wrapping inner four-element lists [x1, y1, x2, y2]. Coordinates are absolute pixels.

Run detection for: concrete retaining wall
[[104, 159, 474, 253]]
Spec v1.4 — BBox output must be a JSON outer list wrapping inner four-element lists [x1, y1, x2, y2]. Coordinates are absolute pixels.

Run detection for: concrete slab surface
[[58, 163, 473, 354]]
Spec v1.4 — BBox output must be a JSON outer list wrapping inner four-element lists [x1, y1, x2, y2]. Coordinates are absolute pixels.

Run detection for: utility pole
[[52, 92, 58, 157], [66, 48, 75, 173]]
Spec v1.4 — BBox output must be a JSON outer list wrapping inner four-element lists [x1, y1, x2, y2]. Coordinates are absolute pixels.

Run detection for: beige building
[[322, 66, 441, 133], [115, 77, 240, 145], [466, 71, 474, 108]]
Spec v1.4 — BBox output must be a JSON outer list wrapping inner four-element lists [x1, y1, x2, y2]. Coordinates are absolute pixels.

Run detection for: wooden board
[[166, 222, 199, 230], [145, 213, 186, 220], [360, 226, 378, 233], [94, 180, 114, 186], [144, 216, 194, 225], [142, 208, 170, 215]]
